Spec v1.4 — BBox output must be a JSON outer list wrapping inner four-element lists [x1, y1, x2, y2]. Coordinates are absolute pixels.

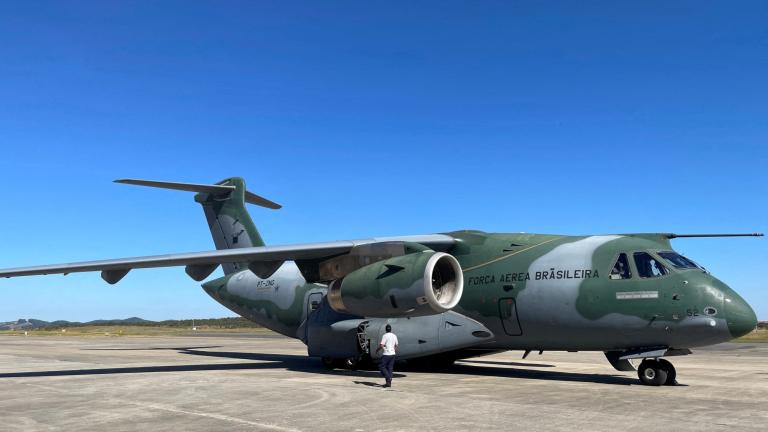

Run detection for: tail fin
[[114, 177, 280, 274]]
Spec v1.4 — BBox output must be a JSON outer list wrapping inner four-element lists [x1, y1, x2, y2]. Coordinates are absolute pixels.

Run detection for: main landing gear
[[319, 322, 371, 371], [638, 358, 677, 386], [321, 356, 364, 370]]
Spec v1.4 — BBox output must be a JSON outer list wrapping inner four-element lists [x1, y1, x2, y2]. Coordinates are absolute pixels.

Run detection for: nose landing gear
[[638, 359, 677, 386]]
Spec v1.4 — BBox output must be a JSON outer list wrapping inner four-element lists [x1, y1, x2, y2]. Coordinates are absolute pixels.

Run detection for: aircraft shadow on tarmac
[[459, 359, 556, 368], [0, 346, 639, 385]]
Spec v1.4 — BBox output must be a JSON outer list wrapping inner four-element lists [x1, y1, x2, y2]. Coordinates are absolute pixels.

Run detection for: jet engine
[[326, 251, 463, 318]]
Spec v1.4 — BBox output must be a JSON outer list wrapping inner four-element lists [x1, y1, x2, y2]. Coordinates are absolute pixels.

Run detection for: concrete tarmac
[[0, 334, 766, 432]]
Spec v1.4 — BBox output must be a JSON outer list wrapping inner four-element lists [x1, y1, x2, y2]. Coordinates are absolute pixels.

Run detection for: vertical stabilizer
[[114, 177, 280, 275], [194, 177, 265, 274]]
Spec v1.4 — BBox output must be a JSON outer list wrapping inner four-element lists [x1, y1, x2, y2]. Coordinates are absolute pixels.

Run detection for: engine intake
[[327, 251, 463, 318]]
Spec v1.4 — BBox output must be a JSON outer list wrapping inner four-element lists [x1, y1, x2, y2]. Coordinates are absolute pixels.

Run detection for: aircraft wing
[[0, 234, 456, 284]]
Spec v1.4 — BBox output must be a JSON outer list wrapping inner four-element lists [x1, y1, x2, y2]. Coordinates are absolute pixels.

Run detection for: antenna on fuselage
[[666, 233, 764, 239]]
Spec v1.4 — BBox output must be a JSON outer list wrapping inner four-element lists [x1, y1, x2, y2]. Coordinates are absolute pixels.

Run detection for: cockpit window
[[657, 251, 700, 269], [633, 252, 669, 278], [609, 253, 631, 280]]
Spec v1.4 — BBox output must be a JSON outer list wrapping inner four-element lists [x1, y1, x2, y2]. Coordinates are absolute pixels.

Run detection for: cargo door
[[306, 292, 323, 317], [304, 292, 324, 340]]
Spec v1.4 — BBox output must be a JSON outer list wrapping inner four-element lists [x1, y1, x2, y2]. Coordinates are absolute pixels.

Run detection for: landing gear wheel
[[433, 356, 456, 369], [638, 360, 668, 386], [657, 358, 677, 385], [344, 357, 360, 370], [321, 357, 338, 369]]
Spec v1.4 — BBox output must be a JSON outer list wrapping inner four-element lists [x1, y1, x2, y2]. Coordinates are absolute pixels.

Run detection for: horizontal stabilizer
[[114, 178, 282, 209], [667, 233, 763, 239]]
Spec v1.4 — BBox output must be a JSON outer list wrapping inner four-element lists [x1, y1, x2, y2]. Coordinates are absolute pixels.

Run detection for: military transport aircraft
[[0, 177, 760, 386]]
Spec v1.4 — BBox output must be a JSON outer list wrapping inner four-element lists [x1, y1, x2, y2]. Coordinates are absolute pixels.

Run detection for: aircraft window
[[609, 253, 631, 280], [633, 252, 669, 278], [658, 251, 700, 269]]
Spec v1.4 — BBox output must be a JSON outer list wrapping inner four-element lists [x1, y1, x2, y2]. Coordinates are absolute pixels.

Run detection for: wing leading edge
[[0, 235, 456, 284]]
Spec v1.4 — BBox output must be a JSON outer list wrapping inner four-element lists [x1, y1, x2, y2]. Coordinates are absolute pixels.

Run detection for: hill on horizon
[[0, 316, 260, 331]]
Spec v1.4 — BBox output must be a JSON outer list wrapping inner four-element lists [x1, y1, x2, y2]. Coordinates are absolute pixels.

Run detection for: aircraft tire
[[321, 357, 339, 369], [344, 356, 360, 370], [658, 358, 677, 385], [407, 355, 456, 370], [638, 360, 668, 386], [433, 356, 456, 369]]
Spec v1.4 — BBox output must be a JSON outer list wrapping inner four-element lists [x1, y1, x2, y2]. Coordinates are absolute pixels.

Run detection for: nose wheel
[[638, 359, 677, 386]]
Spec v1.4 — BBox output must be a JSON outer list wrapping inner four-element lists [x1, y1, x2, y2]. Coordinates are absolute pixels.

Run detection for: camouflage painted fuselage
[[202, 231, 756, 355]]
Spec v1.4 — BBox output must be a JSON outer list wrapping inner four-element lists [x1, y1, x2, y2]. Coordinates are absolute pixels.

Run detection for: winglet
[[114, 178, 282, 209]]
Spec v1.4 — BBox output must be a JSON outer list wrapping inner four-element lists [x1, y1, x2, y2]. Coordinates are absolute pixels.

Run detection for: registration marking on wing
[[616, 291, 659, 300]]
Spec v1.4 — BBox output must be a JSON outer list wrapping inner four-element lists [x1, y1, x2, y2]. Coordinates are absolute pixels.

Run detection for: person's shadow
[[353, 380, 384, 388]]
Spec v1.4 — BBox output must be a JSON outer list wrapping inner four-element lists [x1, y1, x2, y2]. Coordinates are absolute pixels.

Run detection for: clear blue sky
[[1, 1, 765, 321]]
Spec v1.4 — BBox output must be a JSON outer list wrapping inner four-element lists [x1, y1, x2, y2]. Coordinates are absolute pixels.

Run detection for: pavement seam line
[[127, 401, 302, 432]]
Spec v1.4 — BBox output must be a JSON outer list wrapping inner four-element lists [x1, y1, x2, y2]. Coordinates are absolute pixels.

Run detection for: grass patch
[[736, 328, 768, 343], [0, 325, 274, 337]]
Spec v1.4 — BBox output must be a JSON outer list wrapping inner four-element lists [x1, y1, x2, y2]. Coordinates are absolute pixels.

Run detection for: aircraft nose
[[725, 293, 758, 339]]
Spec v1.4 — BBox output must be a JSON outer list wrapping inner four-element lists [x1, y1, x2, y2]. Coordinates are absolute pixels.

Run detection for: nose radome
[[725, 294, 758, 339]]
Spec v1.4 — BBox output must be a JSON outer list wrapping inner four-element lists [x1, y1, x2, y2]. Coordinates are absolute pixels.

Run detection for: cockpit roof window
[[633, 252, 669, 278], [658, 251, 700, 269]]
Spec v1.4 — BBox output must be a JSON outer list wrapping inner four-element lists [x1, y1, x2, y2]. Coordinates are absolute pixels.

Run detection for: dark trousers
[[379, 354, 396, 383]]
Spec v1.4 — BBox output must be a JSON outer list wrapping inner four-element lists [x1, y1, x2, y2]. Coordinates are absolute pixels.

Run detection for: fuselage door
[[306, 292, 323, 319], [499, 298, 523, 336]]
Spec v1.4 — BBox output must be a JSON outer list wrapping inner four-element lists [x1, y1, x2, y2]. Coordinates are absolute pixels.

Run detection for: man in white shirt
[[377, 324, 399, 388]]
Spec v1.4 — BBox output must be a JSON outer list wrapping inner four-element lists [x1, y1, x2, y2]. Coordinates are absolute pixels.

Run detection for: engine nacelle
[[327, 251, 463, 318]]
